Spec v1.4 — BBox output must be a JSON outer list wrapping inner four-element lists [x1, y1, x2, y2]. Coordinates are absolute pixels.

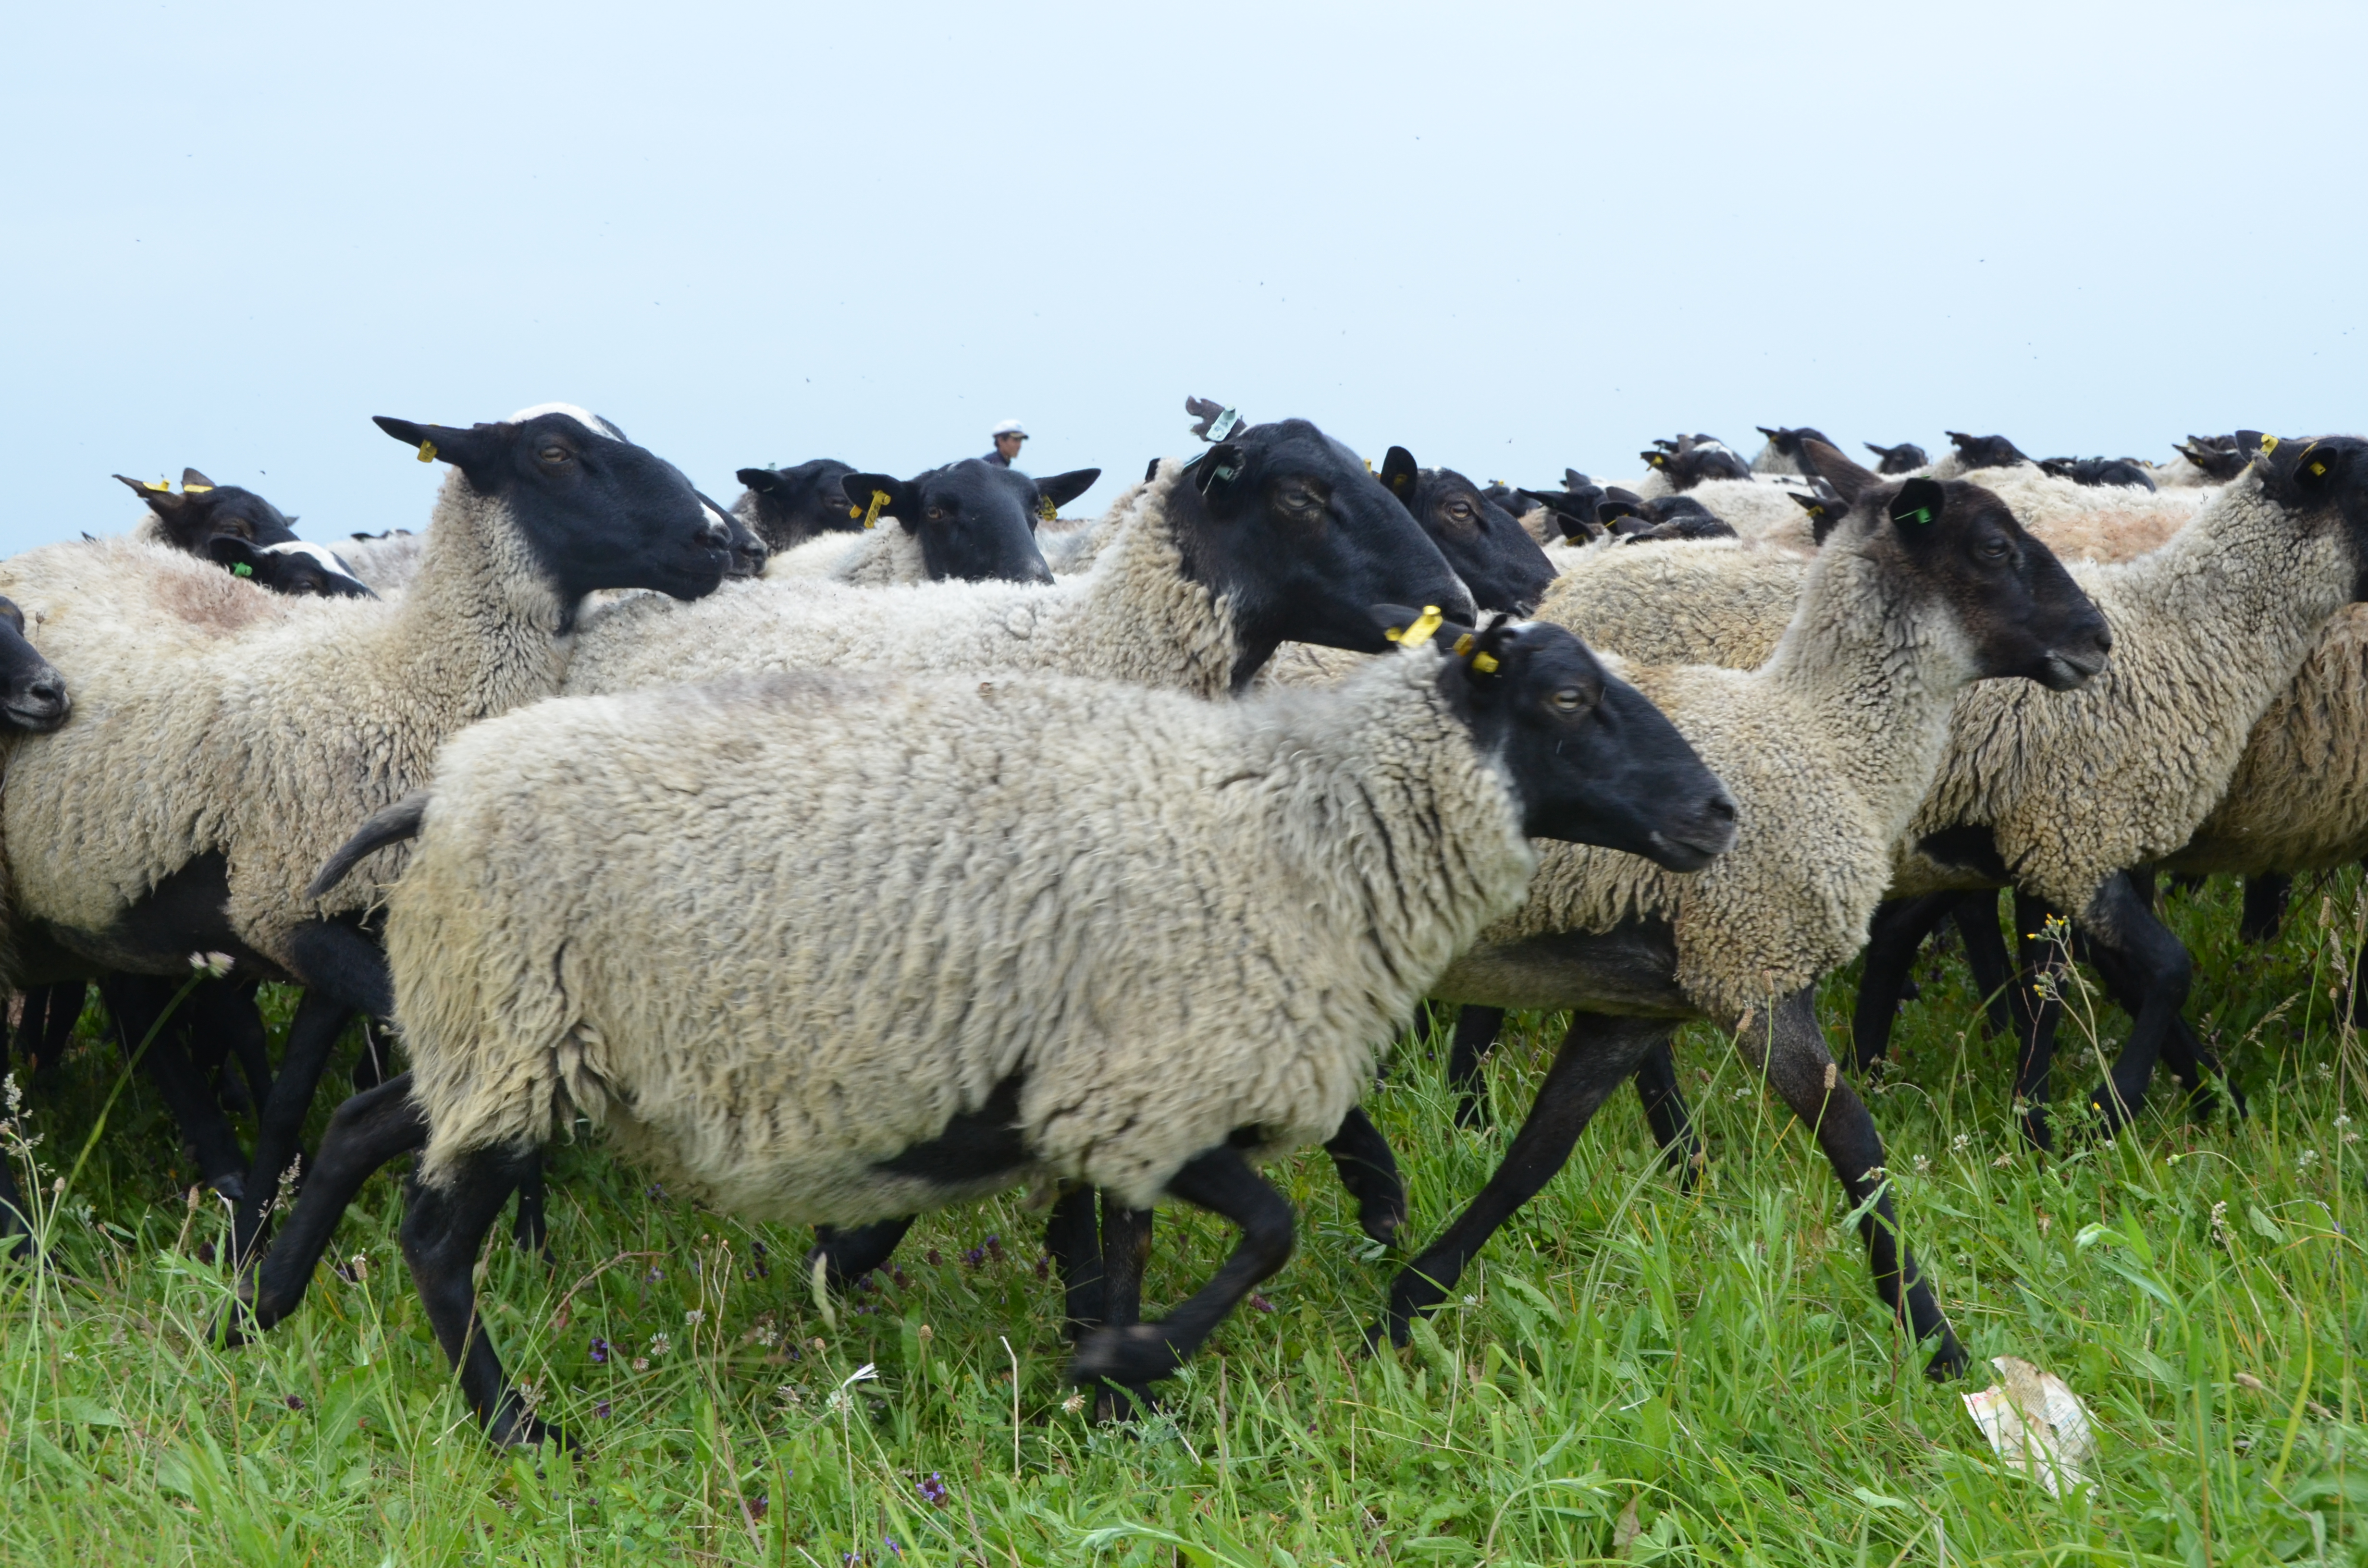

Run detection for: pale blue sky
[[3, 2, 2360, 554]]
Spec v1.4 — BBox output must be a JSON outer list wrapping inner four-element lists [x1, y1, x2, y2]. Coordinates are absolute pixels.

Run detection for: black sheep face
[[700, 491, 769, 577], [373, 408, 729, 613], [1944, 431, 2032, 471], [205, 537, 376, 599], [115, 470, 301, 555], [2038, 457, 2156, 491], [732, 459, 862, 551], [1173, 418, 1474, 684], [1642, 437, 1752, 491], [1379, 449, 1556, 614], [0, 597, 68, 732], [1414, 612, 1736, 871], [833, 459, 1095, 585], [2252, 435, 2368, 602]]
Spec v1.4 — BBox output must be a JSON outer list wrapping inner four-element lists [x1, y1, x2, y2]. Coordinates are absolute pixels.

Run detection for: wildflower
[[2300, 1148, 2321, 1169], [1034, 1254, 1050, 1280], [812, 1337, 827, 1353], [753, 1322, 780, 1349], [1461, 1294, 1478, 1307], [777, 1384, 802, 1405], [189, 951, 235, 977], [960, 1245, 986, 1269], [747, 1493, 768, 1521], [645, 1182, 668, 1201], [984, 1234, 1005, 1262], [684, 1308, 704, 1327], [749, 1238, 771, 1280], [925, 1249, 942, 1267], [284, 1394, 306, 1411], [3, 1072, 19, 1116], [917, 1472, 950, 1507], [1912, 1154, 1931, 1176], [2210, 1200, 2230, 1246], [347, 1253, 369, 1283], [916, 1323, 933, 1343], [1061, 1393, 1086, 1414], [1991, 1152, 2015, 1169], [1950, 1133, 1971, 1154], [594, 1400, 613, 1419], [631, 1357, 649, 1373], [648, 1332, 671, 1357], [2318, 1063, 2336, 1081], [589, 1336, 610, 1365], [646, 1265, 666, 1283], [1249, 1292, 1275, 1312], [890, 1264, 910, 1289]]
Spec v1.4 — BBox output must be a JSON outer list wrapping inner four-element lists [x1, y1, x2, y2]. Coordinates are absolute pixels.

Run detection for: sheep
[[557, 418, 1478, 704], [1802, 442, 2208, 564], [1386, 463, 2112, 1376], [1933, 431, 2035, 476], [1640, 433, 1752, 490], [0, 407, 731, 1257], [253, 612, 1738, 1443], [1558, 437, 2368, 1146], [338, 529, 429, 597], [765, 460, 1093, 586], [205, 537, 376, 599], [1750, 426, 1838, 477], [1865, 440, 1929, 475], [730, 458, 861, 552], [115, 470, 301, 554], [0, 597, 70, 1252], [2038, 455, 2158, 491]]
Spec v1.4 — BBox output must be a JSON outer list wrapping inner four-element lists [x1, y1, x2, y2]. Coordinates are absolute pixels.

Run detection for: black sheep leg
[[230, 986, 356, 1260], [2008, 889, 2071, 1152], [1446, 1006, 1507, 1128], [808, 1216, 918, 1292], [398, 1139, 556, 1446], [185, 976, 272, 1117], [1087, 1195, 1155, 1420], [510, 1156, 548, 1255], [2076, 872, 2196, 1135], [101, 974, 247, 1199], [1382, 1011, 1672, 1346], [232, 1074, 427, 1338], [1043, 1183, 1105, 1338], [1746, 986, 1965, 1378], [1851, 894, 1964, 1070], [2241, 873, 2293, 945], [1949, 891, 2017, 1040], [1630, 1040, 1702, 1186], [1070, 1147, 1293, 1393], [2077, 928, 2240, 1123], [1322, 1106, 1405, 1244], [13, 983, 84, 1088]]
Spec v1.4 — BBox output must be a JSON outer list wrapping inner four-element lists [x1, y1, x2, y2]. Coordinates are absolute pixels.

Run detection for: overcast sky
[[3, 2, 2361, 554]]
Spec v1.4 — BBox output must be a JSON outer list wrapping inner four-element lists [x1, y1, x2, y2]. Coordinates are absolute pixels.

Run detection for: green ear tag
[[1205, 407, 1241, 442], [1910, 507, 1933, 526], [231, 562, 253, 577]]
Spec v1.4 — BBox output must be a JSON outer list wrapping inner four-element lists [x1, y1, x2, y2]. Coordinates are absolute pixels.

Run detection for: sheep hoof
[[1923, 1335, 1971, 1382], [1068, 1323, 1178, 1387], [209, 1170, 247, 1205]]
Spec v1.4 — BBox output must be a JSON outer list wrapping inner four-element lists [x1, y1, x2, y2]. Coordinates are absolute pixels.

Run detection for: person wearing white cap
[[983, 419, 1027, 467]]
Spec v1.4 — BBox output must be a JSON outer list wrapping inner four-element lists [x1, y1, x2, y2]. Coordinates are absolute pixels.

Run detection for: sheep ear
[[115, 473, 182, 510], [1194, 441, 1245, 498], [1380, 446, 1419, 500], [373, 416, 496, 471], [1036, 468, 1100, 509], [1640, 449, 1667, 469], [837, 473, 904, 527], [1887, 477, 1947, 539], [1796, 438, 1879, 504], [2265, 437, 2346, 500], [736, 467, 782, 494], [204, 534, 266, 578], [180, 467, 217, 490], [1596, 498, 1649, 527]]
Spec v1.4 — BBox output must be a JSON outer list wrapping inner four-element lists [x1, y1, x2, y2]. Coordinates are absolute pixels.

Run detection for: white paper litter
[[1961, 1356, 2095, 1496]]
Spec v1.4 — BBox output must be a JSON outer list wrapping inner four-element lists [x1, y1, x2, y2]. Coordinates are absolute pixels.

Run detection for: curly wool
[[392, 651, 1536, 1214], [339, 531, 430, 597], [1438, 510, 1983, 1018], [1537, 538, 1808, 669], [0, 472, 576, 973], [561, 462, 1239, 699]]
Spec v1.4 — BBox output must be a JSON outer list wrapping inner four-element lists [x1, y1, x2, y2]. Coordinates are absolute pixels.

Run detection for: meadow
[[2, 873, 2363, 1566]]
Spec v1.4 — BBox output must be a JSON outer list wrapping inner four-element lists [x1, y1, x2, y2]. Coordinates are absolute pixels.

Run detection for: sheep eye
[[540, 445, 571, 465], [1979, 537, 2011, 561], [1446, 502, 1474, 522], [1548, 686, 1590, 714], [925, 506, 948, 521], [1281, 484, 1324, 514]]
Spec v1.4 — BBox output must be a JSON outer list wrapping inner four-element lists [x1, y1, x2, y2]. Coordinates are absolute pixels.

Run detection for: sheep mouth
[[2036, 648, 2109, 691], [1644, 825, 1733, 873], [3, 695, 70, 732]]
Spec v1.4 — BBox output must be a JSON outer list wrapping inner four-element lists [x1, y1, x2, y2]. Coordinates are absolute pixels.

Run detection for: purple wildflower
[[984, 1234, 1004, 1262], [284, 1394, 306, 1411], [589, 1336, 610, 1365], [594, 1400, 612, 1419], [917, 1472, 949, 1507], [960, 1246, 985, 1269], [747, 1492, 768, 1521], [1249, 1293, 1275, 1313]]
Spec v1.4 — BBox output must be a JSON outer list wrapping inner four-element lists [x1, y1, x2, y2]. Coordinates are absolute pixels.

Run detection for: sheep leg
[[2008, 889, 2070, 1152], [1949, 891, 2016, 1041], [231, 1075, 427, 1340], [2077, 874, 2194, 1136], [397, 1139, 557, 1447], [353, 1017, 391, 1093], [2242, 873, 2293, 945], [2077, 929, 2236, 1122], [1070, 1147, 1293, 1391], [1630, 1041, 1701, 1187], [1850, 894, 1961, 1070], [1043, 1184, 1104, 1337], [186, 976, 272, 1116], [1446, 1005, 1506, 1128], [101, 974, 247, 1200], [13, 983, 84, 1087], [1322, 1106, 1406, 1244], [511, 1156, 548, 1255], [806, 1216, 917, 1291], [1089, 1195, 1155, 1420], [1747, 985, 1965, 1380], [1380, 1011, 1672, 1348], [230, 986, 356, 1261]]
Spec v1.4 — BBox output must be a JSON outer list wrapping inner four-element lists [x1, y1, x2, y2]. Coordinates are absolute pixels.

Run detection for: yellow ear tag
[[417, 440, 438, 464], [848, 504, 862, 519], [1470, 650, 1500, 674], [1037, 496, 1058, 523], [2260, 434, 2280, 454], [861, 490, 889, 529], [1453, 633, 1475, 656], [1384, 604, 1443, 648], [181, 483, 212, 494], [2311, 460, 2330, 477], [1649, 453, 1665, 466], [1365, 458, 1375, 473], [145, 478, 171, 492]]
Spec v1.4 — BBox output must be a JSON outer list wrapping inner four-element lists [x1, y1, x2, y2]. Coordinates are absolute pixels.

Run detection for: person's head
[[991, 418, 1027, 461]]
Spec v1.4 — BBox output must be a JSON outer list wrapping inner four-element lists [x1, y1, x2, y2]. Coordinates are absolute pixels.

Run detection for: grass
[[5, 874, 2368, 1565]]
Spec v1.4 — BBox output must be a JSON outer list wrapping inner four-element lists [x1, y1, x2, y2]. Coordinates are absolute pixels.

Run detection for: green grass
[[6, 874, 2368, 1564]]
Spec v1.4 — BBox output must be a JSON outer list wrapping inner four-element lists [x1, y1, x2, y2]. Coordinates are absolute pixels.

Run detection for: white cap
[[991, 418, 1028, 438]]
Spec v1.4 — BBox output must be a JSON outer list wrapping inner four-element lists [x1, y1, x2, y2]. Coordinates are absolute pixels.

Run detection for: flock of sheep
[[0, 400, 2358, 1448]]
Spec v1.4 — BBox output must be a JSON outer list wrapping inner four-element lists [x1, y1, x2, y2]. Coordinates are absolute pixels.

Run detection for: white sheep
[[271, 615, 1734, 1444], [1390, 467, 2113, 1379]]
